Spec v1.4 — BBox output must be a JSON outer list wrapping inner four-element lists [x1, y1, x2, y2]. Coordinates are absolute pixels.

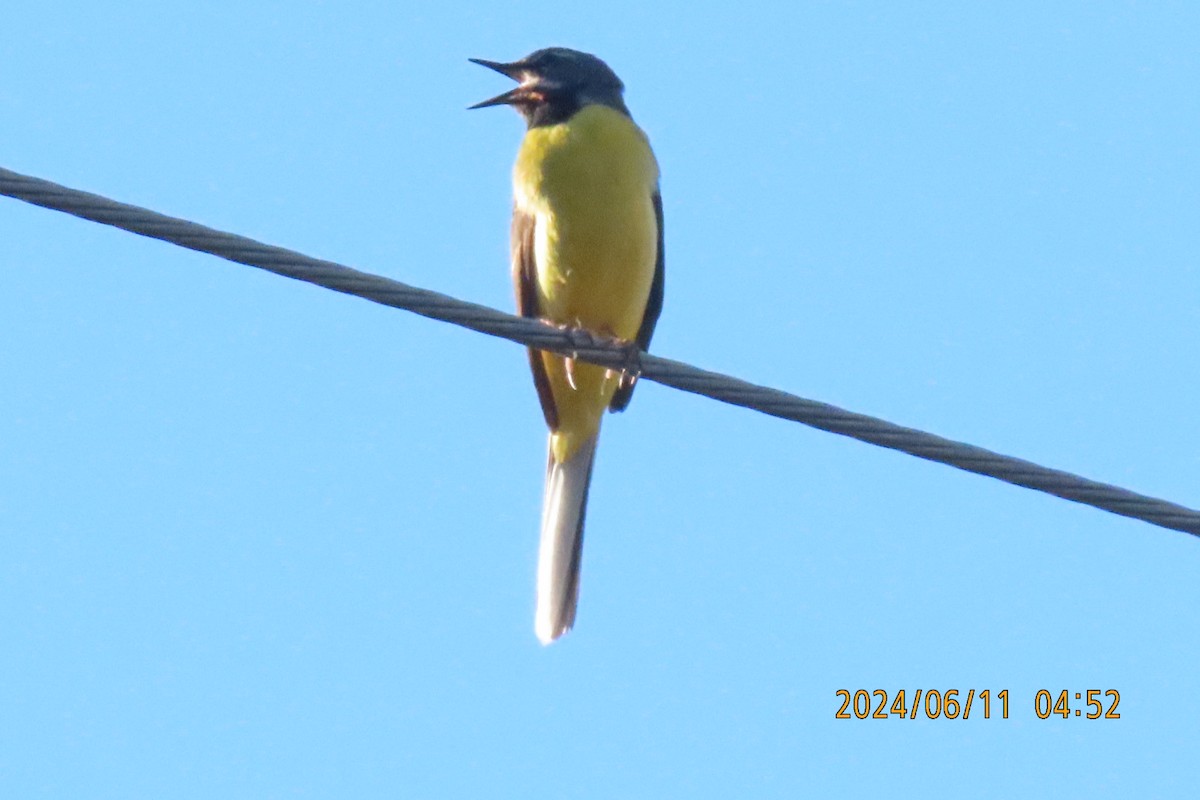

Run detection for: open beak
[[468, 57, 531, 109]]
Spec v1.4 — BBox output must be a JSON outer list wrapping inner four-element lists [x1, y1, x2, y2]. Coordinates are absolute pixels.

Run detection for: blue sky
[[3, 1, 1198, 797]]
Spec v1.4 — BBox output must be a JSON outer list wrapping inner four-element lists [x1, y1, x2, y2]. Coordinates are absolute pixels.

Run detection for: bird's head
[[469, 47, 628, 126]]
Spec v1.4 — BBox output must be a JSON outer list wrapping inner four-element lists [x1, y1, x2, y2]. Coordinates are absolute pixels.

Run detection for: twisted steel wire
[[3, 165, 1197, 538]]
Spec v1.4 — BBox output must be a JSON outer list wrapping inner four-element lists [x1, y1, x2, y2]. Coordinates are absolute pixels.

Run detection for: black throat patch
[[524, 92, 631, 128]]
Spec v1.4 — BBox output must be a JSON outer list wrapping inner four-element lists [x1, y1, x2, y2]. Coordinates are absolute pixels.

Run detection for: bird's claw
[[552, 323, 642, 385]]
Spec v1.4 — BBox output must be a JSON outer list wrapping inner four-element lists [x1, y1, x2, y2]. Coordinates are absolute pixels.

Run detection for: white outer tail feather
[[535, 432, 598, 644]]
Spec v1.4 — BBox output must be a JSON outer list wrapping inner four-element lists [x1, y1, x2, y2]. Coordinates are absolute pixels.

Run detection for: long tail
[[535, 432, 599, 644]]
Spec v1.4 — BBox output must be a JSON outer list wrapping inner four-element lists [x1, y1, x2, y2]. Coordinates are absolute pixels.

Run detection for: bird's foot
[[609, 337, 643, 383], [551, 323, 642, 384]]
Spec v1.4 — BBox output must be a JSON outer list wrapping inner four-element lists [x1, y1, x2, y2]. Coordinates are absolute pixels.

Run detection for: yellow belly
[[513, 104, 659, 459]]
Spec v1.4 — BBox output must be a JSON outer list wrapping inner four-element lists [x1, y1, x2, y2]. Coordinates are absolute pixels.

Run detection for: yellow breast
[[513, 104, 659, 340]]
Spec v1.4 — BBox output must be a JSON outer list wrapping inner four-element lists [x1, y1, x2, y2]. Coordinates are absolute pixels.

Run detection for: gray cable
[[3, 165, 1197, 538]]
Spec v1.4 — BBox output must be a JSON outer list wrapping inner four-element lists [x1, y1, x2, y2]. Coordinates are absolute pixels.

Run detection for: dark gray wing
[[513, 208, 559, 430], [609, 188, 665, 412]]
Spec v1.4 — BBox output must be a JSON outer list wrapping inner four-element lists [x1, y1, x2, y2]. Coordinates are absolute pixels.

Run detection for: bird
[[470, 48, 664, 643]]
